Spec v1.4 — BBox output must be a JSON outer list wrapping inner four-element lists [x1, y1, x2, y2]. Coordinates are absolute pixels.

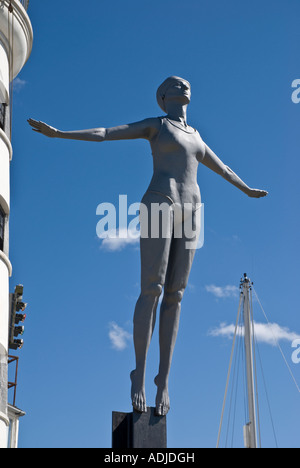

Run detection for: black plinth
[[112, 407, 167, 448]]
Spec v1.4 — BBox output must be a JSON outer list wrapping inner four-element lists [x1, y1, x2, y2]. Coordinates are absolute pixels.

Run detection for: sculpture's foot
[[154, 375, 170, 416], [130, 370, 147, 413]]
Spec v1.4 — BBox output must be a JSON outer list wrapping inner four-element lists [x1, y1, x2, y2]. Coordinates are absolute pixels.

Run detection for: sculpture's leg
[[131, 284, 163, 413], [155, 211, 200, 416], [154, 289, 182, 417], [131, 192, 173, 413]]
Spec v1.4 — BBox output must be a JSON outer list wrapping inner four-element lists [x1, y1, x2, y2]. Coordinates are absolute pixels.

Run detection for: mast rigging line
[[250, 289, 262, 448], [253, 330, 279, 448], [216, 292, 243, 448], [252, 288, 300, 395], [228, 313, 244, 448], [217, 278, 298, 449]]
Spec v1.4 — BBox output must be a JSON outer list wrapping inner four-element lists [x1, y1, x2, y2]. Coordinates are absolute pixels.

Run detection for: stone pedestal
[[112, 407, 167, 448]]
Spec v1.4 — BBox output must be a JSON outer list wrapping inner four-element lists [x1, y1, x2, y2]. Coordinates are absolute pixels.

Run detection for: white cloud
[[209, 321, 300, 346], [100, 228, 140, 252], [13, 78, 27, 92], [108, 322, 132, 351], [205, 284, 240, 299]]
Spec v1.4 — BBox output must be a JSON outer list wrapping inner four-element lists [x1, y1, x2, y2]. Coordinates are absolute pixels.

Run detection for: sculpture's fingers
[[28, 121, 41, 130], [28, 118, 39, 126]]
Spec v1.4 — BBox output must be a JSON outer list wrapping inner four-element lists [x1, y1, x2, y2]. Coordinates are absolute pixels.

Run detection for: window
[[0, 207, 5, 252]]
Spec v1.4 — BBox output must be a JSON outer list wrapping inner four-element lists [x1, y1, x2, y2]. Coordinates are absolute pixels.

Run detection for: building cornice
[[7, 404, 26, 418]]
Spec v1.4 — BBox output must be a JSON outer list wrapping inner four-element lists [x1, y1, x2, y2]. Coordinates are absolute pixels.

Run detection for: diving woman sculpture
[[28, 76, 268, 416]]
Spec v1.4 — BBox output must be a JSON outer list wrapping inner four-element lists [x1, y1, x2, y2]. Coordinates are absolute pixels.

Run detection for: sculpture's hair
[[156, 76, 191, 113]]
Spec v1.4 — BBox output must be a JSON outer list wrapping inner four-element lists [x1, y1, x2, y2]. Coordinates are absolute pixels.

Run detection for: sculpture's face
[[164, 79, 191, 106]]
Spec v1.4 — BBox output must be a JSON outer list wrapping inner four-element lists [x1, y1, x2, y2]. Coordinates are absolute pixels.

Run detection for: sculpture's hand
[[247, 188, 268, 198], [28, 119, 58, 138]]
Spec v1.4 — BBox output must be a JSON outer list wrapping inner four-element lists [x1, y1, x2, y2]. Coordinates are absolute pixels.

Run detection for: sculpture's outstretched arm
[[200, 143, 268, 198], [27, 118, 160, 142]]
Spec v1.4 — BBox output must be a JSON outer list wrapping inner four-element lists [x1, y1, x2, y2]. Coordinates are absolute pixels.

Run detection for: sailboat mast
[[241, 274, 258, 448]]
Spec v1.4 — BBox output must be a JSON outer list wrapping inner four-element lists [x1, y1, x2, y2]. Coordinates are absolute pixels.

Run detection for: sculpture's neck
[[165, 102, 188, 126]]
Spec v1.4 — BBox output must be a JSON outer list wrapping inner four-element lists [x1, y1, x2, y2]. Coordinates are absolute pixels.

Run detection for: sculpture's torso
[[147, 118, 205, 208]]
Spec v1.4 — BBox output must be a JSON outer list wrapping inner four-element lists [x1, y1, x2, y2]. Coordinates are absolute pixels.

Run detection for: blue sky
[[8, 0, 300, 448]]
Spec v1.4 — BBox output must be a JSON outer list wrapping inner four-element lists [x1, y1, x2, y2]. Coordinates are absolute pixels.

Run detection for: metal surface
[[242, 275, 257, 448]]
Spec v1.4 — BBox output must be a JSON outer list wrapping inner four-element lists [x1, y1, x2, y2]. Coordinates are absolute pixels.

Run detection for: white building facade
[[0, 0, 32, 448]]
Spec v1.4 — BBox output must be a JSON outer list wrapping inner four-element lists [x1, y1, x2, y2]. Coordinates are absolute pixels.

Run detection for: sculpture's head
[[156, 76, 191, 113]]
